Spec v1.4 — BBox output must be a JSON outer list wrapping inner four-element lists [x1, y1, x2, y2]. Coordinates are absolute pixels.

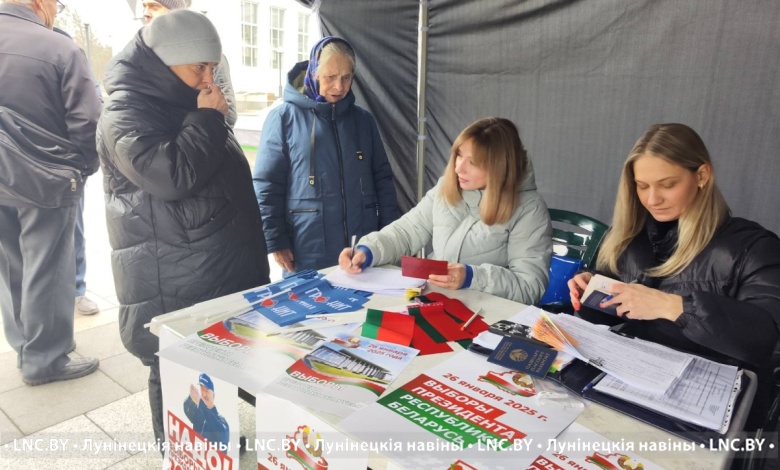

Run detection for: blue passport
[[487, 336, 557, 378]]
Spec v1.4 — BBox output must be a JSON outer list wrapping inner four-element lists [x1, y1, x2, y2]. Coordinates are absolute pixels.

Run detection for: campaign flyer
[[263, 333, 419, 417], [158, 314, 359, 394]]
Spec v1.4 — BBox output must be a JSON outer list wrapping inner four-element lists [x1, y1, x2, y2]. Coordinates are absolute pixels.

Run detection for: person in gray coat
[[339, 117, 552, 305], [0, 0, 101, 385]]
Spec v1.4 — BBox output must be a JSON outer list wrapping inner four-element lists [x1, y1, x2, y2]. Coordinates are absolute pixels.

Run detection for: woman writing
[[568, 123, 780, 429], [339, 117, 552, 305]]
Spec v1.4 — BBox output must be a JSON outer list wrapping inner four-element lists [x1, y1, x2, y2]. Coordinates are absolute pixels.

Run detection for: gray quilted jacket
[[359, 161, 552, 304]]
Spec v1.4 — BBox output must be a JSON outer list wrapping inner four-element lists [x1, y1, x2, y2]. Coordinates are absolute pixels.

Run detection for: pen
[[581, 372, 606, 394], [460, 308, 483, 331], [349, 235, 357, 265]]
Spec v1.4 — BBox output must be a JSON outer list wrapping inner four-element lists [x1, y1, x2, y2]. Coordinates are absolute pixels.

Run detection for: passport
[[401, 256, 448, 279], [487, 336, 558, 378]]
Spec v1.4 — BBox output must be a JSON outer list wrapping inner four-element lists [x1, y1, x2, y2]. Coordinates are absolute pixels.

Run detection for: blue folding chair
[[539, 209, 608, 312]]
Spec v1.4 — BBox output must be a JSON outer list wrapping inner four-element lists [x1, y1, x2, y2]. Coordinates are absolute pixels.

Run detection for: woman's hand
[[272, 249, 295, 273], [198, 85, 229, 116], [338, 247, 365, 274], [600, 283, 684, 321], [428, 263, 466, 290], [568, 272, 593, 311]]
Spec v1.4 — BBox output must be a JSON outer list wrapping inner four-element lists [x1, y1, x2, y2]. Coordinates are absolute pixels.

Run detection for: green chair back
[[548, 208, 608, 270]]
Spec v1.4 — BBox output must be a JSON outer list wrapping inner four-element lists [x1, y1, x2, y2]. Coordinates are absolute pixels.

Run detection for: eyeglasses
[[57, 1, 66, 14]]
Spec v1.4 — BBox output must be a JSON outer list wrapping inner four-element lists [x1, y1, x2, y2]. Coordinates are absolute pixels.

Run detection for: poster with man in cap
[[160, 352, 239, 467], [184, 373, 231, 448]]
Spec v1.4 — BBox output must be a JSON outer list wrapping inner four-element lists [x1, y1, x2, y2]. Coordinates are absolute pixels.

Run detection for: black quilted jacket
[[96, 31, 270, 363], [598, 217, 780, 429]]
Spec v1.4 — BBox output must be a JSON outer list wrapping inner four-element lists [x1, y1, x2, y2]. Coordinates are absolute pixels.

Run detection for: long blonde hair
[[597, 123, 730, 277], [440, 117, 528, 225]]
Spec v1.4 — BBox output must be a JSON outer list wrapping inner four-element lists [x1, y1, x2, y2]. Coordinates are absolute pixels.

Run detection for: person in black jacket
[[567, 123, 780, 430], [96, 10, 270, 447]]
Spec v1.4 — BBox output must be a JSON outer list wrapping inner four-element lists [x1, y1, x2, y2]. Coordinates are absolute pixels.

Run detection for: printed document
[[547, 313, 693, 394], [594, 356, 742, 433]]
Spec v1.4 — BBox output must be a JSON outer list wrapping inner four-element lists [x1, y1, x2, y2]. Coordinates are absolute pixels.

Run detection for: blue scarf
[[302, 36, 355, 102]]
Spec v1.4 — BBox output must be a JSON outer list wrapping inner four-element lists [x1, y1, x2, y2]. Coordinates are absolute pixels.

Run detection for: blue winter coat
[[253, 61, 400, 271]]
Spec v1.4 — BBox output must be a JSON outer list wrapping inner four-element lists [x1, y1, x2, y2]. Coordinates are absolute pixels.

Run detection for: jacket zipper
[[332, 104, 349, 247]]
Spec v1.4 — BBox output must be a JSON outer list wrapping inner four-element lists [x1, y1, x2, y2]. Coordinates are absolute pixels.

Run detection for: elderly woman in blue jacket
[[339, 117, 553, 305], [254, 36, 400, 273]]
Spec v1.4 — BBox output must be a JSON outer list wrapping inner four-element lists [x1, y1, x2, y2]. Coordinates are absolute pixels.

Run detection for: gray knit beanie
[[142, 10, 221, 66], [156, 0, 186, 10]]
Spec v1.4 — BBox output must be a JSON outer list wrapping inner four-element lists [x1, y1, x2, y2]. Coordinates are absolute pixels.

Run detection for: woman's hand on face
[[568, 272, 592, 311], [600, 283, 684, 321], [338, 247, 365, 274], [272, 249, 295, 273], [198, 85, 229, 116], [428, 263, 466, 290]]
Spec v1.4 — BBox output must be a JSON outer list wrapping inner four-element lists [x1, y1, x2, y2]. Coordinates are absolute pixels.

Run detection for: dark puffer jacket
[[96, 31, 270, 364], [601, 217, 780, 428]]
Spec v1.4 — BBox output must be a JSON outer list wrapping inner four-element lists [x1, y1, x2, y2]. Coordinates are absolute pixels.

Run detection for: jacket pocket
[[286, 205, 326, 256], [184, 204, 238, 242], [0, 135, 82, 208], [359, 177, 380, 232]]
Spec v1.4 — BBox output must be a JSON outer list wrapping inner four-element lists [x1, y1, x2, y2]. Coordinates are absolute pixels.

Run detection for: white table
[[151, 274, 753, 470]]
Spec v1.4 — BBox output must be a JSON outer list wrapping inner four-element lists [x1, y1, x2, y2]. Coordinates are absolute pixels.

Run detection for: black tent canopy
[[300, 0, 780, 235]]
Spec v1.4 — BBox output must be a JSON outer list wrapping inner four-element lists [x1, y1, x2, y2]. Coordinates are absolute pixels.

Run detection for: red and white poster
[[161, 357, 240, 469], [255, 393, 368, 470], [340, 350, 586, 469]]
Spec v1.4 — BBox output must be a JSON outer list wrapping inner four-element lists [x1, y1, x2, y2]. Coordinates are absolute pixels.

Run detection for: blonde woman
[[567, 123, 780, 429], [338, 117, 552, 305]]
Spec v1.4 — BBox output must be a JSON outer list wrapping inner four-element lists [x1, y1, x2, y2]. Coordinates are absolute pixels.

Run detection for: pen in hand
[[349, 235, 357, 266]]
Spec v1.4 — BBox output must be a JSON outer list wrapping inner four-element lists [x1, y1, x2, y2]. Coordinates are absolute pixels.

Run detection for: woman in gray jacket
[[339, 117, 552, 305]]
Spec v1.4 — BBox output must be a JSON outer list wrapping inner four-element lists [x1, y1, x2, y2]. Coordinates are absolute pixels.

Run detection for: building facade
[[190, 0, 320, 110]]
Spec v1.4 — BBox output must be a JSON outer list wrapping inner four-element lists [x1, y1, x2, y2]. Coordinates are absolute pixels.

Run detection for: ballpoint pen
[[349, 234, 357, 266], [581, 372, 607, 394]]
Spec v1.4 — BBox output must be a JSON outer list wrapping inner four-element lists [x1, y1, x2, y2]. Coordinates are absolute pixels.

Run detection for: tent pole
[[415, 0, 429, 202]]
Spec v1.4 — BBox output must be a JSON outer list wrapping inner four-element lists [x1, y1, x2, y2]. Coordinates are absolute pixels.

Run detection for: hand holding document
[[532, 311, 693, 394], [580, 274, 625, 315], [400, 256, 448, 279]]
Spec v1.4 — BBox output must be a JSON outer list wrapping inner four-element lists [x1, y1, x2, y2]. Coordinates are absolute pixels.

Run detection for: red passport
[[401, 256, 448, 279]]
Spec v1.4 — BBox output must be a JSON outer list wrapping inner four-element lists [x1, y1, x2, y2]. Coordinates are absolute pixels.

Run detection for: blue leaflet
[[253, 278, 371, 326], [242, 269, 323, 303]]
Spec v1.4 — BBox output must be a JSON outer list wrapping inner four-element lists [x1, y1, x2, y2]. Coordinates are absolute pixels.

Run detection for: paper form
[[594, 356, 741, 432], [550, 313, 693, 394], [325, 266, 426, 296]]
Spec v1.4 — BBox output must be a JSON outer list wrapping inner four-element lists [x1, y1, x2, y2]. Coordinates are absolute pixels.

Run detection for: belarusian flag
[[361, 309, 415, 346]]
